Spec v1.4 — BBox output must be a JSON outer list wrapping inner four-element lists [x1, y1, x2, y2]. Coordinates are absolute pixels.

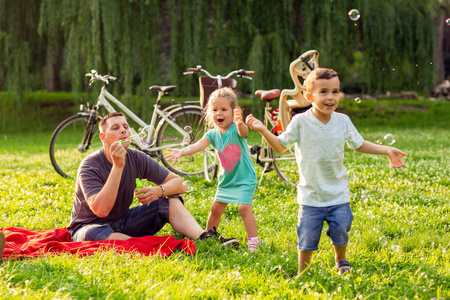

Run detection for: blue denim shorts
[[297, 202, 353, 251], [72, 196, 183, 242]]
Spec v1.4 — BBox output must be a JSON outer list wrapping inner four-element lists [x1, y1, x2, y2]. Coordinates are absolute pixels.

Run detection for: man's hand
[[110, 141, 127, 168], [135, 186, 162, 205]]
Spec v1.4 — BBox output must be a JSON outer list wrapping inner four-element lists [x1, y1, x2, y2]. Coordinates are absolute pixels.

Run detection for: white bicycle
[[49, 70, 208, 178]]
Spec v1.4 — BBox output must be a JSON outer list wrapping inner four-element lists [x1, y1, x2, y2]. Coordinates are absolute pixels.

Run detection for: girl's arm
[[355, 140, 407, 168], [234, 109, 248, 138], [164, 137, 211, 165]]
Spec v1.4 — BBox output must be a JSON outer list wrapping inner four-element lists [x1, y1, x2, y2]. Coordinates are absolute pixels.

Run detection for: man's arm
[[86, 141, 126, 218], [246, 114, 287, 153], [355, 140, 407, 168]]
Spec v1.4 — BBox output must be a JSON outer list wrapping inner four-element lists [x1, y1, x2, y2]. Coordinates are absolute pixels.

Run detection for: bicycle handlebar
[[184, 66, 255, 80], [85, 69, 118, 86]]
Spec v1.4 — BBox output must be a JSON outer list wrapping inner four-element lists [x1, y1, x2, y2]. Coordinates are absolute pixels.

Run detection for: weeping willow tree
[[301, 0, 437, 94], [0, 0, 446, 106]]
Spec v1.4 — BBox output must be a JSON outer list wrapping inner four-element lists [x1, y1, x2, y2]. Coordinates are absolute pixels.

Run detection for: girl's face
[[210, 96, 234, 133]]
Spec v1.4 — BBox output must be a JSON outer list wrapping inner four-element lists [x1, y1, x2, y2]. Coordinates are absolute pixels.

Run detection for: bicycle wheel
[[269, 147, 299, 186], [49, 114, 102, 178], [157, 107, 212, 176], [203, 147, 218, 181]]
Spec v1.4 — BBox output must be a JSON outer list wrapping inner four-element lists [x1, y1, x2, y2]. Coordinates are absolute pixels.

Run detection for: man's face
[[100, 116, 130, 147]]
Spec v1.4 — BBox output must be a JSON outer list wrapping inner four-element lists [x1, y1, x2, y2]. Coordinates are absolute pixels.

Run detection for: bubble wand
[[120, 125, 155, 146]]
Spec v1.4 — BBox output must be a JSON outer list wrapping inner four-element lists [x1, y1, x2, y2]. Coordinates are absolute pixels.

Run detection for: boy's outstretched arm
[[355, 140, 407, 168], [246, 114, 287, 153], [165, 137, 210, 165]]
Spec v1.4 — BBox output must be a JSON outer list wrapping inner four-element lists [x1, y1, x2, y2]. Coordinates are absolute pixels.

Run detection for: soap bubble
[[347, 132, 354, 140], [182, 180, 194, 193], [376, 140, 382, 145], [348, 9, 360, 21], [347, 169, 354, 180], [446, 18, 450, 26], [184, 125, 193, 134], [354, 97, 361, 104], [123, 124, 155, 146], [383, 133, 395, 145]]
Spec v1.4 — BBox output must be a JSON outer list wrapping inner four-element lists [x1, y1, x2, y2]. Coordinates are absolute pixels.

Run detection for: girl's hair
[[305, 68, 339, 92], [204, 87, 239, 127]]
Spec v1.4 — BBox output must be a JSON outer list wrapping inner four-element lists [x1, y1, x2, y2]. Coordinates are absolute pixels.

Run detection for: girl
[[165, 87, 259, 251]]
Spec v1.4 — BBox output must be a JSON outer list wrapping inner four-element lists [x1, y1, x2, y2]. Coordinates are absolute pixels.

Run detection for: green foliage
[[1, 0, 446, 105], [1, 103, 450, 298]]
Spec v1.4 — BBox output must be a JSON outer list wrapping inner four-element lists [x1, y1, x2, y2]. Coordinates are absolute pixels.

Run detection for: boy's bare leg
[[298, 249, 313, 275], [333, 244, 347, 262], [206, 201, 228, 231], [334, 244, 348, 271]]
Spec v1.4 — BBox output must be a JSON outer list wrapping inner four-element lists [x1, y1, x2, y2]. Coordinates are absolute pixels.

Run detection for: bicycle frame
[[96, 86, 200, 152]]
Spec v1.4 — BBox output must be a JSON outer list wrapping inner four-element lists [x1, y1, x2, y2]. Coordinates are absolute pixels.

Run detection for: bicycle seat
[[149, 85, 177, 93], [255, 89, 281, 102]]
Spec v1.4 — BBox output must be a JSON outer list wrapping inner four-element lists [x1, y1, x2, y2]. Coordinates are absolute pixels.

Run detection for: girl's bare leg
[[238, 204, 257, 237], [206, 201, 228, 231]]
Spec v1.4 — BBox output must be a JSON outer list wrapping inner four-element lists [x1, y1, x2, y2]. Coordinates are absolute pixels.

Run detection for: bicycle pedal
[[250, 145, 261, 155]]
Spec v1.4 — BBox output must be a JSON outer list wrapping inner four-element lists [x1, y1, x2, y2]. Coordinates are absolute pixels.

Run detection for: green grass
[[1, 100, 449, 299]]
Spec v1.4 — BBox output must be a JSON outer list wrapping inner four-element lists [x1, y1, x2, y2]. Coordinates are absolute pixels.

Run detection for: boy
[[246, 68, 406, 275]]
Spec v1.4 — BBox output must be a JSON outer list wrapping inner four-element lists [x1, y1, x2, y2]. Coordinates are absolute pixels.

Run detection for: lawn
[[0, 99, 449, 299]]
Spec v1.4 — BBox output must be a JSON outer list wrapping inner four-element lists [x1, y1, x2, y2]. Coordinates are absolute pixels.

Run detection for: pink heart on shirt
[[218, 143, 241, 173]]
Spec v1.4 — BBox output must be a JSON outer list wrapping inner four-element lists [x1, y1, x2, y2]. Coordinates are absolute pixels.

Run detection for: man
[[67, 112, 238, 245], [0, 230, 5, 263]]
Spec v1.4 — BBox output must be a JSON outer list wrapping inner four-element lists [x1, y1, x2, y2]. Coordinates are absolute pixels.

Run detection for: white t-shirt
[[279, 110, 364, 207]]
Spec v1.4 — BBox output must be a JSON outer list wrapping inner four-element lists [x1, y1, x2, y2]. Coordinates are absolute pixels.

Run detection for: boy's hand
[[386, 148, 407, 168], [245, 114, 265, 132], [164, 148, 183, 165]]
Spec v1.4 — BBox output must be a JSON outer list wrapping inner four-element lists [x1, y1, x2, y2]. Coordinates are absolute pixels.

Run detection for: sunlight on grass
[[1, 103, 450, 298]]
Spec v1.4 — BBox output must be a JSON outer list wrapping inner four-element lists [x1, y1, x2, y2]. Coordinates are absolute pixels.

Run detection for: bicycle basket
[[199, 76, 237, 108]]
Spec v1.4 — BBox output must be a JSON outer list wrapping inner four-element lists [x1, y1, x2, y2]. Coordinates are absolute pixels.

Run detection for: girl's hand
[[386, 148, 407, 168], [245, 114, 265, 132], [164, 148, 183, 165], [234, 109, 243, 126], [135, 186, 161, 205]]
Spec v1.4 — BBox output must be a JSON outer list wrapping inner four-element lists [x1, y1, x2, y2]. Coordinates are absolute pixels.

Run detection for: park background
[[1, 0, 450, 299]]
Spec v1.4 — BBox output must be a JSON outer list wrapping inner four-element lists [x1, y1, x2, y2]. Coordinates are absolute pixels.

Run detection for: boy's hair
[[305, 68, 339, 92], [99, 112, 126, 132], [204, 87, 239, 127]]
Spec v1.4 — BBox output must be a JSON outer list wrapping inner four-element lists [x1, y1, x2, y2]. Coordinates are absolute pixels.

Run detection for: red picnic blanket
[[1, 227, 195, 259]]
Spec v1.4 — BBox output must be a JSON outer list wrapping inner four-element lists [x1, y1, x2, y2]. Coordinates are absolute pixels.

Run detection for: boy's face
[[306, 76, 340, 121], [99, 116, 131, 147]]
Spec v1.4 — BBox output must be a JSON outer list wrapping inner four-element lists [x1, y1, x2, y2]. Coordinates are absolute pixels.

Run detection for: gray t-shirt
[[67, 148, 169, 235]]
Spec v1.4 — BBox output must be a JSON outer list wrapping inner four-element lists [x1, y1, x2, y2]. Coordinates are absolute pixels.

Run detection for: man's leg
[[105, 232, 131, 240], [0, 230, 5, 263], [167, 197, 205, 240]]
